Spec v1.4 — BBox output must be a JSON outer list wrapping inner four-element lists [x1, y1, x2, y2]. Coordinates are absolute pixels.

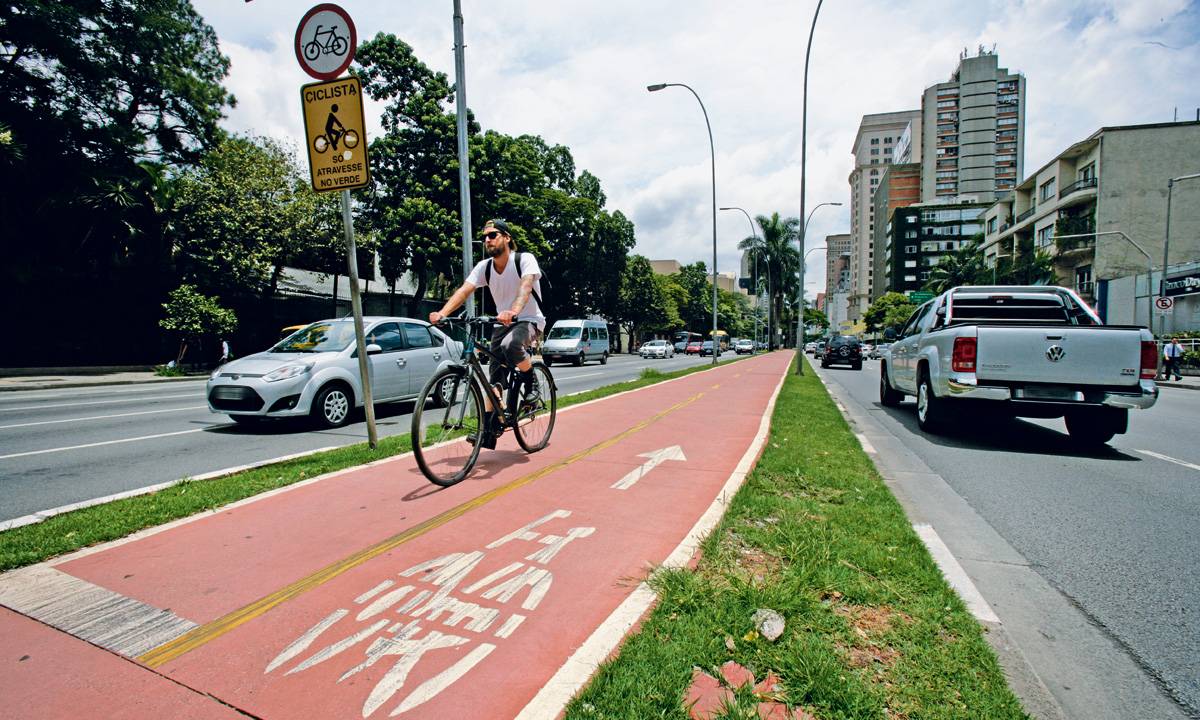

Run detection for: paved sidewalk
[[1156, 374, 1200, 391]]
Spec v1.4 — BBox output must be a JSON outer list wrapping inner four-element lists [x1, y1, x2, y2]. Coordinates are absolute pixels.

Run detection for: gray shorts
[[488, 321, 538, 385]]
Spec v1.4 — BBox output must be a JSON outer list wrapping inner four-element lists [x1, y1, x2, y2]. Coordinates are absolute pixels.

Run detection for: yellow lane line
[[139, 390, 706, 669]]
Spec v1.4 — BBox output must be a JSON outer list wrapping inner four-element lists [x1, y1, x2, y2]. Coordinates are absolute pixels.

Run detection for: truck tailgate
[[975, 326, 1142, 386]]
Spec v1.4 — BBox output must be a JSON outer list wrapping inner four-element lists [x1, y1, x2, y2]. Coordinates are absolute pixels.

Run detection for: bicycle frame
[[438, 319, 522, 430]]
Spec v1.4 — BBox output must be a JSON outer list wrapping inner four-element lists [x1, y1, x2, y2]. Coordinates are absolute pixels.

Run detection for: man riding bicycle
[[430, 219, 545, 449]]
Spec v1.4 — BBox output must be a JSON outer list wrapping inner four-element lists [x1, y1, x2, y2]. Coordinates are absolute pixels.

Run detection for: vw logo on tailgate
[[1045, 345, 1066, 362]]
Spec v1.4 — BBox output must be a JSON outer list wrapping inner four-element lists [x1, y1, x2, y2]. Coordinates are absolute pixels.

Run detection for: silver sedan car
[[207, 317, 463, 428], [639, 339, 674, 359]]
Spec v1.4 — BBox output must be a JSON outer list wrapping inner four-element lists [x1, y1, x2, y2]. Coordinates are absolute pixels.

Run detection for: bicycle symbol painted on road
[[303, 24, 349, 62]]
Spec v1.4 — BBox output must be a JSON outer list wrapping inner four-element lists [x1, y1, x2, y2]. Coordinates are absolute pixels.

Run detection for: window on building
[[1040, 177, 1056, 201], [904, 260, 916, 268], [905, 245, 917, 254], [905, 274, 918, 282], [1036, 225, 1053, 248], [870, 169, 879, 176], [987, 217, 998, 234], [884, 136, 893, 144], [1079, 163, 1095, 182], [870, 148, 879, 155], [1075, 265, 1093, 294], [920, 271, 931, 280], [871, 159, 879, 164], [905, 230, 917, 238]]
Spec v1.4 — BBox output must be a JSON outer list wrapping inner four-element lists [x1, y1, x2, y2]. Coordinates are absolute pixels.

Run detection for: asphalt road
[[815, 355, 1199, 718], [0, 350, 745, 523]]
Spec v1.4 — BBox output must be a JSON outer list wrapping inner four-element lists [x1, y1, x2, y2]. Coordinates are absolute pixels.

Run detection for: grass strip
[[0, 356, 747, 571], [565, 354, 1029, 720]]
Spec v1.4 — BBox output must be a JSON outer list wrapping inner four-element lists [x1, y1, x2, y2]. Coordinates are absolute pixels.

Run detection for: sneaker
[[520, 371, 541, 408], [466, 429, 497, 450]]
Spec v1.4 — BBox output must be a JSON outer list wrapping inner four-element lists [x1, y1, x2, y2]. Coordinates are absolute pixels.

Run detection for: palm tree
[[925, 239, 986, 294], [738, 213, 800, 349]]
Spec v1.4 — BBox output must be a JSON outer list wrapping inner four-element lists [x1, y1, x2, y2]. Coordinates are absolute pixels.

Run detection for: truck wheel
[[1065, 408, 1127, 447], [915, 371, 946, 433], [600, 352, 608, 365], [880, 365, 903, 407], [574, 352, 585, 367]]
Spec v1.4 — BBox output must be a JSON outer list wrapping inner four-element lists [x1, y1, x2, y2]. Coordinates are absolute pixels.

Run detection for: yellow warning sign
[[300, 76, 370, 192]]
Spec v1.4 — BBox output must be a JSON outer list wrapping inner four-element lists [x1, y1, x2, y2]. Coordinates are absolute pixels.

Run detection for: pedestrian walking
[[1162, 337, 1184, 381], [219, 338, 232, 366]]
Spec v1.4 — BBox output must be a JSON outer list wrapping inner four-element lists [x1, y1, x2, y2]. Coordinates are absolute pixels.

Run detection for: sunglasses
[[482, 231, 503, 240]]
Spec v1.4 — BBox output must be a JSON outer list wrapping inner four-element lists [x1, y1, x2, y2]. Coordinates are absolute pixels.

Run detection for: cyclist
[[324, 104, 346, 150], [430, 219, 546, 448]]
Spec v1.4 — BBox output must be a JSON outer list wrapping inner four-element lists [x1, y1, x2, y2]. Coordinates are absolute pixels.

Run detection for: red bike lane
[[0, 352, 792, 719]]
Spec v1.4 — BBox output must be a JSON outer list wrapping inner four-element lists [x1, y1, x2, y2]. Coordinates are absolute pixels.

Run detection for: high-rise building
[[823, 233, 852, 331], [871, 163, 922, 300], [847, 110, 921, 321], [921, 49, 1025, 203], [884, 200, 987, 296]]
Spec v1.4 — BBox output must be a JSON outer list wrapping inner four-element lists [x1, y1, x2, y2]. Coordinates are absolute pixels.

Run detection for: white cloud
[[196, 0, 1200, 299]]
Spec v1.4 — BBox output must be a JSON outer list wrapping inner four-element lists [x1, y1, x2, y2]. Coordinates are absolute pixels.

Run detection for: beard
[[486, 243, 506, 258]]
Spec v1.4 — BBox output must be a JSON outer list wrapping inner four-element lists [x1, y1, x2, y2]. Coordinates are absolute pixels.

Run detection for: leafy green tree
[[173, 135, 324, 300], [618, 255, 669, 348], [864, 292, 917, 335], [159, 284, 237, 366], [924, 237, 986, 293], [738, 213, 800, 349], [804, 307, 830, 333], [1, 0, 234, 364], [673, 262, 714, 333]]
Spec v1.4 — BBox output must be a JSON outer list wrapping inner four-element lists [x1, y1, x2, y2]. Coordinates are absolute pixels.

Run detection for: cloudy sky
[[194, 0, 1200, 298]]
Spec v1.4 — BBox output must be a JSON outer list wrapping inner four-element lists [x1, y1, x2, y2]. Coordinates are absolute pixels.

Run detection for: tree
[[864, 292, 917, 335], [618, 255, 669, 348], [1, 0, 235, 365], [924, 238, 986, 293], [172, 135, 325, 300], [738, 213, 800, 349], [804, 307, 830, 333], [159, 284, 237, 366]]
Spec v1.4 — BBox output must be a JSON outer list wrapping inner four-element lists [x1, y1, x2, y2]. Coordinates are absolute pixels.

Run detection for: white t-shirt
[[466, 252, 546, 330]]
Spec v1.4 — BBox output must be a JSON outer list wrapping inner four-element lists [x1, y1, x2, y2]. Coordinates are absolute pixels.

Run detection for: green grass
[[564, 354, 1029, 720], [0, 355, 746, 571]]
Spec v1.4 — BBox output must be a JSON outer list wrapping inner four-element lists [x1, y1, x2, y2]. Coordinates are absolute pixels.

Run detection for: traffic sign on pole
[[300, 76, 370, 192], [1154, 296, 1174, 315], [295, 4, 357, 81]]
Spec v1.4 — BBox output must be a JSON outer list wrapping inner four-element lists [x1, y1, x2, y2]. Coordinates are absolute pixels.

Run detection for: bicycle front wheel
[[412, 368, 484, 486], [513, 363, 556, 453]]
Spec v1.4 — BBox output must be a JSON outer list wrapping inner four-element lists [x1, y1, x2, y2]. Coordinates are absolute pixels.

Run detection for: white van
[[541, 319, 610, 366]]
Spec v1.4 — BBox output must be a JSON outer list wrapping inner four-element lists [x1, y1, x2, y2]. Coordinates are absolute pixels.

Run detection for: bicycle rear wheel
[[513, 363, 556, 453], [412, 368, 484, 486]]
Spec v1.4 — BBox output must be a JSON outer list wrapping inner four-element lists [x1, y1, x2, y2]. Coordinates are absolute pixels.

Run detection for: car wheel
[[575, 352, 585, 366], [915, 370, 946, 433], [311, 383, 353, 428], [433, 374, 457, 408], [600, 352, 608, 365], [1065, 408, 1126, 447], [880, 365, 903, 407]]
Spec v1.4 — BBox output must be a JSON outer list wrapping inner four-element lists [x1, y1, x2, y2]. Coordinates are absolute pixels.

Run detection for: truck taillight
[[1141, 340, 1158, 379], [952, 337, 977, 372]]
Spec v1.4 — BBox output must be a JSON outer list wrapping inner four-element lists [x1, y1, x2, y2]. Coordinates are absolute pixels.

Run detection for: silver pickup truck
[[879, 286, 1158, 445]]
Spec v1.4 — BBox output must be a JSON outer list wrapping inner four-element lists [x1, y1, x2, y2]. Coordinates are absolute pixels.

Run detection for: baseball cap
[[480, 219, 512, 237]]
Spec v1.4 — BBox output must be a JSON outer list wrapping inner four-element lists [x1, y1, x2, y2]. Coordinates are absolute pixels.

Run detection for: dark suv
[[820, 335, 862, 370]]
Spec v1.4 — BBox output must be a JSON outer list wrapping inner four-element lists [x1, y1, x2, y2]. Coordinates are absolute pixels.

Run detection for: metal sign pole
[[341, 189, 378, 448]]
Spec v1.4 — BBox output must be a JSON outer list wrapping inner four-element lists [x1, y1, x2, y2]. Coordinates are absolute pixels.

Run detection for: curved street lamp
[[796, 201, 841, 374], [795, 0, 825, 375], [649, 82, 719, 366], [720, 206, 764, 353]]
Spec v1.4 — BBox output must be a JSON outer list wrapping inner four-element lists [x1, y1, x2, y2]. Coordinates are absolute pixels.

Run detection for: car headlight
[[264, 362, 313, 382]]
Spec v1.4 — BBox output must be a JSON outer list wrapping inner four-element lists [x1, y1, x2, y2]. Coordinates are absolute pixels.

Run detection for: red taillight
[[1141, 340, 1158, 379], [952, 336, 977, 372]]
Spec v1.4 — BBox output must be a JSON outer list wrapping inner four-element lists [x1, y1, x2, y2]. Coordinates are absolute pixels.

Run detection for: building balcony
[[1058, 177, 1097, 199], [1015, 205, 1037, 223]]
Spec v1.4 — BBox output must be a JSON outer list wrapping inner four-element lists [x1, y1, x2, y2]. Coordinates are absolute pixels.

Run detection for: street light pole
[[720, 206, 760, 354], [795, 0, 825, 375], [1160, 172, 1200, 337], [1053, 231, 1154, 327], [649, 82, 719, 366], [796, 201, 840, 375]]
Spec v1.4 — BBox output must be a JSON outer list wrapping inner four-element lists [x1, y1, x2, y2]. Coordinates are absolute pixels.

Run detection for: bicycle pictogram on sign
[[303, 24, 349, 62], [294, 4, 357, 81]]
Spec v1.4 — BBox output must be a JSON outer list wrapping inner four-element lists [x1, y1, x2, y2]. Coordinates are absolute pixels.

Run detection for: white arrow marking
[[610, 446, 687, 490]]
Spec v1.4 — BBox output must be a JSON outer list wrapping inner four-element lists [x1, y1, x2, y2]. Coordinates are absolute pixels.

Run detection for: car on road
[[685, 340, 703, 355], [207, 317, 463, 429], [868, 342, 891, 360], [805, 341, 817, 354], [820, 335, 862, 370], [639, 339, 674, 359], [878, 285, 1158, 445], [699, 340, 719, 357], [541, 318, 610, 366], [734, 339, 755, 354]]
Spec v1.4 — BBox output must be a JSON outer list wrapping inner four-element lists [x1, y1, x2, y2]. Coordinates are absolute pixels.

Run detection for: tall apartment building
[[980, 120, 1200, 328], [847, 110, 921, 321], [884, 200, 987, 295], [870, 163, 922, 300], [921, 50, 1025, 203], [823, 233, 853, 333]]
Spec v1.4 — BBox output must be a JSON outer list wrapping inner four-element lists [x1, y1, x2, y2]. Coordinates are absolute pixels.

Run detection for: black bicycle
[[411, 316, 557, 486]]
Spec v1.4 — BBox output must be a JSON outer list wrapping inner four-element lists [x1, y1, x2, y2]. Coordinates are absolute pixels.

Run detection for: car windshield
[[548, 327, 581, 339], [270, 322, 356, 353]]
